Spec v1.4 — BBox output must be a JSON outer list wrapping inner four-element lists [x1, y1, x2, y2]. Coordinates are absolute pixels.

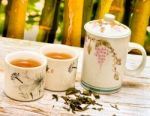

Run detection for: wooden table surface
[[0, 37, 150, 116]]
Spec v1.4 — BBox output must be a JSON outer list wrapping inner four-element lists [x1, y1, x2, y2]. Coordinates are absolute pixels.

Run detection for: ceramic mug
[[40, 44, 78, 91], [4, 51, 47, 101], [81, 14, 147, 94]]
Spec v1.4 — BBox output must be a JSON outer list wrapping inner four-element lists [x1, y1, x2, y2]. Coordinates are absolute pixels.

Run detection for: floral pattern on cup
[[86, 35, 121, 80], [46, 61, 77, 75], [68, 62, 77, 73], [46, 65, 54, 74], [9, 71, 45, 100]]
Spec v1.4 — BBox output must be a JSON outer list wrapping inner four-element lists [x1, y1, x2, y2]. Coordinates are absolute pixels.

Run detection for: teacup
[[81, 14, 147, 94], [4, 51, 47, 101], [40, 44, 78, 91]]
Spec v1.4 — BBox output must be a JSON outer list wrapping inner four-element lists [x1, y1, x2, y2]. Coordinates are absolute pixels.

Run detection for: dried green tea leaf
[[97, 107, 104, 111], [112, 114, 117, 116], [93, 93, 100, 99], [82, 104, 90, 111], [92, 107, 103, 112], [52, 94, 58, 101], [63, 107, 70, 111], [110, 104, 119, 110], [75, 105, 83, 111], [95, 103, 103, 107], [59, 87, 103, 113], [78, 96, 95, 105], [82, 90, 92, 96], [66, 88, 80, 95], [92, 107, 97, 110], [61, 96, 70, 104]]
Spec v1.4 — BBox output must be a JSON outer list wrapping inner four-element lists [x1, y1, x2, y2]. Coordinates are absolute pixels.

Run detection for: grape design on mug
[[86, 35, 122, 80], [95, 45, 110, 67]]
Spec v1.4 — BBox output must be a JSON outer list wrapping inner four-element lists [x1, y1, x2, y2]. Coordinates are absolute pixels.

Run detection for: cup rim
[[5, 51, 47, 70], [40, 44, 78, 62]]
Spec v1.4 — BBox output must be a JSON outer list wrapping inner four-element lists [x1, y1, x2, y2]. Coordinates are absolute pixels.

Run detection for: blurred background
[[0, 0, 150, 53]]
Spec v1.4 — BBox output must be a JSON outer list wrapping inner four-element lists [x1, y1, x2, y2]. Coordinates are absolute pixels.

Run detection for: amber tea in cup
[[10, 59, 41, 68], [45, 52, 73, 60]]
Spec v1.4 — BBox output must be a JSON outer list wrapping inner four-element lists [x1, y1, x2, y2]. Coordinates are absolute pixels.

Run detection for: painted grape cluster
[[86, 35, 121, 80], [95, 46, 110, 66]]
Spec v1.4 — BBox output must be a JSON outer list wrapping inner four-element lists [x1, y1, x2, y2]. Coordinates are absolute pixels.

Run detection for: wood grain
[[0, 37, 150, 116]]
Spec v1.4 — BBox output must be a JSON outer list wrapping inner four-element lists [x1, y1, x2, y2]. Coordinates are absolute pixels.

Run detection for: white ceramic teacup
[[40, 44, 78, 91], [4, 51, 47, 101], [81, 14, 147, 94]]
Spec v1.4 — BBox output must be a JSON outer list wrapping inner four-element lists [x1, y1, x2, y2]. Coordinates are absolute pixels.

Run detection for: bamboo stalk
[[4, 0, 28, 39], [81, 0, 93, 46], [36, 0, 57, 42], [95, 0, 113, 19], [3, 0, 12, 36], [62, 0, 84, 47], [109, 0, 125, 22], [48, 0, 61, 43], [123, 0, 132, 26], [144, 27, 150, 54], [130, 0, 150, 46]]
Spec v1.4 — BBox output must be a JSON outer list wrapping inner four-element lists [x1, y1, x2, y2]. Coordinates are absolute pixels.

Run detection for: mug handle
[[125, 42, 147, 76]]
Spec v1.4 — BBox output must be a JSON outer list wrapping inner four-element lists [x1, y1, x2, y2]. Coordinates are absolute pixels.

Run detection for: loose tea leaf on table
[[61, 96, 70, 104], [52, 94, 58, 101], [110, 104, 119, 110], [97, 107, 104, 111], [82, 90, 92, 96], [51, 88, 102, 113], [63, 107, 70, 111], [61, 95, 98, 113], [66, 87, 80, 95], [95, 103, 103, 107], [93, 93, 100, 99], [92, 107, 103, 111], [82, 90, 100, 99]]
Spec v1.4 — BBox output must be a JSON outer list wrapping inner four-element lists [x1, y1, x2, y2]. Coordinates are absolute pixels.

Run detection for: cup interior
[[5, 51, 47, 69], [40, 44, 78, 61]]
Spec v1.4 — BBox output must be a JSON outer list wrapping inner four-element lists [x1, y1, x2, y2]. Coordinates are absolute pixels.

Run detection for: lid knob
[[104, 14, 115, 22]]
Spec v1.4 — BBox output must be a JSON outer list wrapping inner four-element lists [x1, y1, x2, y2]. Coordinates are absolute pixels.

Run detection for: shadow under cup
[[4, 51, 47, 101], [40, 44, 78, 91]]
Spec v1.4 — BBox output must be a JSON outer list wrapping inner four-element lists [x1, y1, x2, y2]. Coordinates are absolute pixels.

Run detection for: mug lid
[[84, 14, 131, 38]]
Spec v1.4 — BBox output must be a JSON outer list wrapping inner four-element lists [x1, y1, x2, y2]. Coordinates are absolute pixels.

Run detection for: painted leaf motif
[[68, 62, 77, 73], [116, 58, 121, 65], [11, 72, 23, 84], [87, 43, 92, 54], [114, 73, 119, 80], [18, 73, 44, 99]]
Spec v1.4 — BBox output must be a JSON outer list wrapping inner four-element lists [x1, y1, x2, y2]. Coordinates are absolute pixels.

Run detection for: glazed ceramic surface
[[40, 44, 78, 91], [81, 14, 147, 93], [4, 51, 47, 101]]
